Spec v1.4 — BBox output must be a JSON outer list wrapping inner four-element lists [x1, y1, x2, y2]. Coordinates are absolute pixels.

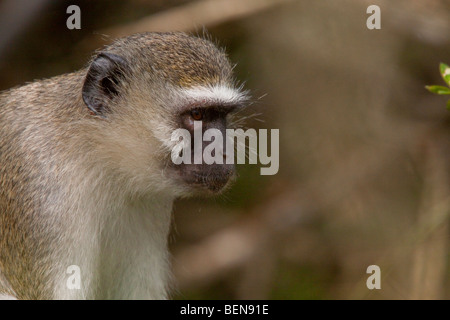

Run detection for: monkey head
[[81, 32, 248, 197]]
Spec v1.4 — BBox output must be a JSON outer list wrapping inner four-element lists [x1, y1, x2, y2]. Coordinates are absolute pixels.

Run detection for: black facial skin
[[174, 105, 236, 193]]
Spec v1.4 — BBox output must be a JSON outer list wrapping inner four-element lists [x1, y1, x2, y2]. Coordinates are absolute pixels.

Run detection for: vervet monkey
[[0, 32, 248, 299]]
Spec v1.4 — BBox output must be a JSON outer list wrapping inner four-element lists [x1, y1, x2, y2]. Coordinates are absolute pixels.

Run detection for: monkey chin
[[169, 163, 236, 197], [191, 173, 236, 195]]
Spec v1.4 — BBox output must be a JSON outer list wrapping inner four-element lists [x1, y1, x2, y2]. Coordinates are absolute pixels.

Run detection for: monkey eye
[[190, 109, 203, 121]]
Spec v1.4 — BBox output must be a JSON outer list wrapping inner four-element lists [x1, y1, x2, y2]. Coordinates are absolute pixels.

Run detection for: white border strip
[[181, 85, 248, 106]]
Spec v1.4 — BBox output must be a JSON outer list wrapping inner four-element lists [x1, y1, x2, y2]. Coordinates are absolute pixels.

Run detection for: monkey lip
[[187, 171, 233, 193], [168, 160, 236, 194], [177, 165, 235, 193]]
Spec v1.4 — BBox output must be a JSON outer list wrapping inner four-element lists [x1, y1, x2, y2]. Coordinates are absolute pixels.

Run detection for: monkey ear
[[82, 52, 128, 116]]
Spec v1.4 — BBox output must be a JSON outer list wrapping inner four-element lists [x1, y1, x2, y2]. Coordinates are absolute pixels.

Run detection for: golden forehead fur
[[102, 32, 233, 88]]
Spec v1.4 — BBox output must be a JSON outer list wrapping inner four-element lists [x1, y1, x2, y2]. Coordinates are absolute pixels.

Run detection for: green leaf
[[440, 62, 450, 86], [425, 85, 450, 95]]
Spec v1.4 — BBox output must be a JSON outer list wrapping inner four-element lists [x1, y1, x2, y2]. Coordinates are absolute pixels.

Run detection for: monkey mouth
[[172, 163, 235, 194], [189, 171, 233, 193]]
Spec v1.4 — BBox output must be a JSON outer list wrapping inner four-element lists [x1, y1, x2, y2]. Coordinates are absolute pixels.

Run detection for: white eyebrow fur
[[180, 84, 248, 106]]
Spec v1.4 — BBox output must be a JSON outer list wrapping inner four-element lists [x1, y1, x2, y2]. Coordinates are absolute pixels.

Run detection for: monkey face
[[169, 104, 237, 194]]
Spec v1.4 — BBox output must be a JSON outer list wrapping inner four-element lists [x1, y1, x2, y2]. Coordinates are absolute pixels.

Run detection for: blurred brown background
[[0, 0, 449, 299]]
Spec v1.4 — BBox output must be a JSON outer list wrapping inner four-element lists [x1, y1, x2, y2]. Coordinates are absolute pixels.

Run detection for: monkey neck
[[98, 193, 174, 299], [52, 163, 175, 299]]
